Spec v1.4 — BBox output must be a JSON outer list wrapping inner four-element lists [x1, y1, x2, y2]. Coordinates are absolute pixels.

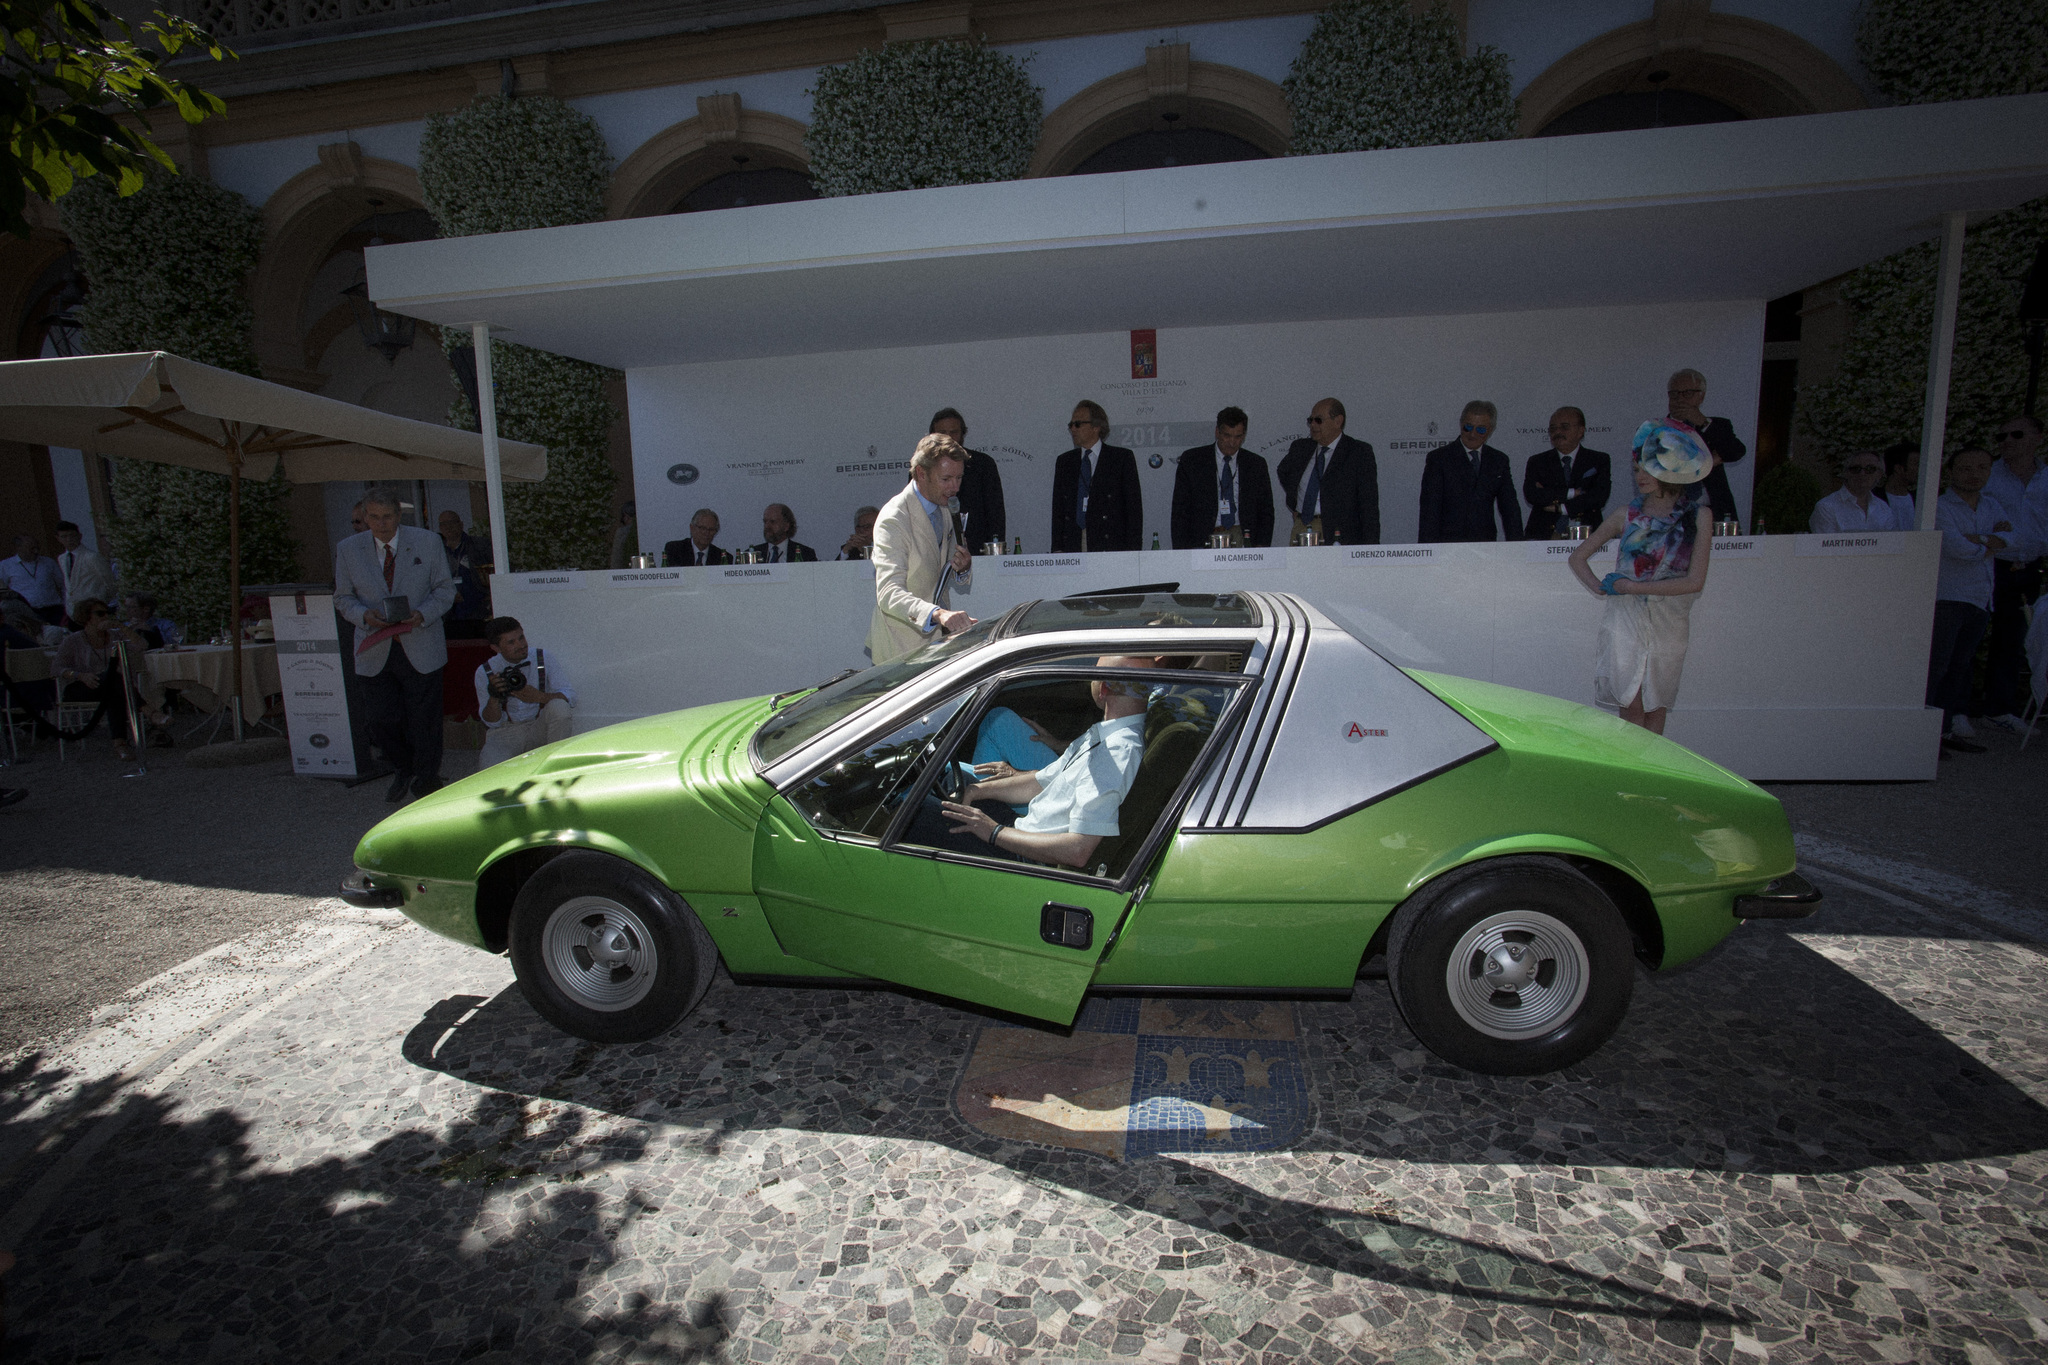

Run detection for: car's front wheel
[[1386, 857, 1634, 1075], [508, 851, 717, 1044]]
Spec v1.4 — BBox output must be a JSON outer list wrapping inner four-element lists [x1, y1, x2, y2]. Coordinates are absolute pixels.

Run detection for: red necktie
[[383, 543, 395, 591]]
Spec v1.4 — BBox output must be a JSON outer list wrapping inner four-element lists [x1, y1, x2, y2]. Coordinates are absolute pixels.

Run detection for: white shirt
[[1015, 713, 1145, 838], [1808, 486, 1897, 534], [1986, 460, 2046, 560], [1076, 442, 1102, 518], [1880, 489, 1915, 529], [1935, 490, 2012, 610], [475, 645, 576, 728], [57, 546, 113, 610]]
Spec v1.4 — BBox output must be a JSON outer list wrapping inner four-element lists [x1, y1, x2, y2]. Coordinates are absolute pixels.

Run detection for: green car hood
[[353, 694, 778, 891]]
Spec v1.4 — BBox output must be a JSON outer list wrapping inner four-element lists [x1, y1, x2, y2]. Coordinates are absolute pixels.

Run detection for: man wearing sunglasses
[[1808, 450, 1898, 532], [1277, 397, 1380, 545], [1419, 400, 1523, 543], [1978, 414, 2045, 732], [1665, 369, 1748, 525], [1050, 401, 1142, 553]]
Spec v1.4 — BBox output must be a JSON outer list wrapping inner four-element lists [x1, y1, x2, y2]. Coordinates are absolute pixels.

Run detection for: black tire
[[508, 851, 718, 1044], [1385, 856, 1634, 1076]]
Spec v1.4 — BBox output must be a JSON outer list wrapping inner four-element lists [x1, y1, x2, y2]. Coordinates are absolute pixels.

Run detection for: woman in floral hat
[[1568, 419, 1716, 734]]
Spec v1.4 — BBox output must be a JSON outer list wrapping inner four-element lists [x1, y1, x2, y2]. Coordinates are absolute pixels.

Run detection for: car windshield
[[1008, 592, 1260, 636], [754, 617, 999, 765]]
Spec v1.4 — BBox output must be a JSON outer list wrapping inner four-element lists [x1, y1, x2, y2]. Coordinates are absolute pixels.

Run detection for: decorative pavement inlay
[[954, 996, 1312, 1160]]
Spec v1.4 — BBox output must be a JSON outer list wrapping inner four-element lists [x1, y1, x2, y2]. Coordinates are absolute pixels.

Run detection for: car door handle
[[1040, 902, 1093, 950]]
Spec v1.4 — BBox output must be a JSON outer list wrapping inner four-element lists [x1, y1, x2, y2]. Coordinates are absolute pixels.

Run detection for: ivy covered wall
[[806, 41, 1041, 197], [1283, 0, 1516, 155], [1797, 0, 2048, 465], [61, 175, 299, 637], [419, 95, 619, 573]]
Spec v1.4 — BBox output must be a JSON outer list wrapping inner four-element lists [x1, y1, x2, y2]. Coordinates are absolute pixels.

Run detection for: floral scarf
[[1616, 482, 1704, 581]]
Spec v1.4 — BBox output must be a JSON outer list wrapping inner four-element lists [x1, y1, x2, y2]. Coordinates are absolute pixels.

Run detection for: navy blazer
[[1522, 445, 1612, 541], [1050, 444, 1143, 553], [957, 446, 1007, 548], [1692, 416, 1747, 521], [750, 540, 818, 564], [1275, 433, 1381, 544], [1170, 446, 1275, 549], [1419, 442, 1524, 543], [661, 540, 732, 567]]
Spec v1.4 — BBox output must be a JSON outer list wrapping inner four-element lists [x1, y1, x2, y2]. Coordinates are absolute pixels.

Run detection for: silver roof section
[[1182, 593, 1496, 833]]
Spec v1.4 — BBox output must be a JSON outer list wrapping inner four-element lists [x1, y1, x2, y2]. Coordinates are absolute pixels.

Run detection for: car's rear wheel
[[508, 851, 717, 1044], [1386, 857, 1634, 1075]]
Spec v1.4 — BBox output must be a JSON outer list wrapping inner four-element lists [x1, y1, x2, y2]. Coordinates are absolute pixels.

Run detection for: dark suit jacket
[[661, 540, 733, 567], [1050, 445, 1142, 553], [1171, 446, 1275, 549], [1275, 433, 1380, 545], [1522, 445, 1613, 541], [1691, 416, 1747, 521], [1419, 442, 1524, 542], [750, 540, 818, 564], [957, 446, 1007, 548]]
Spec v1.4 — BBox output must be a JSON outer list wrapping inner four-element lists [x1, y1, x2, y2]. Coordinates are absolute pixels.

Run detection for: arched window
[[670, 162, 818, 213], [1536, 88, 1746, 137], [1067, 126, 1272, 176]]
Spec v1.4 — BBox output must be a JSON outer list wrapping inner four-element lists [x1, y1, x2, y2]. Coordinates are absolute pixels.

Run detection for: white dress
[[1593, 499, 1702, 713]]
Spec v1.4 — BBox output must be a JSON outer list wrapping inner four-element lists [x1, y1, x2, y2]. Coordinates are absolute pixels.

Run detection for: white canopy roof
[[366, 93, 2048, 372], [0, 350, 547, 483]]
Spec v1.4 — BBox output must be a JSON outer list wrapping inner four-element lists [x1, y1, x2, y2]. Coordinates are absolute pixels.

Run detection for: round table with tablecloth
[[144, 643, 281, 714]]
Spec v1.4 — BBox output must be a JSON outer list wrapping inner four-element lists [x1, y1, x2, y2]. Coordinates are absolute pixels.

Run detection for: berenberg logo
[[666, 463, 700, 485]]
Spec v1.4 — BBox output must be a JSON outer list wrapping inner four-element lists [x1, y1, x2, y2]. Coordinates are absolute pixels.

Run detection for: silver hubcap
[[542, 895, 658, 1011], [1445, 909, 1590, 1040]]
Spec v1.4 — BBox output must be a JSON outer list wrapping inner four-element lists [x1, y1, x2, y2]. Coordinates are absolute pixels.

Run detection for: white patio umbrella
[[0, 350, 547, 740]]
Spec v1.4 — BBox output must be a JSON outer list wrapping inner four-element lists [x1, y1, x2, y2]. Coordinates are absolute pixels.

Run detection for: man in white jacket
[[866, 434, 975, 666]]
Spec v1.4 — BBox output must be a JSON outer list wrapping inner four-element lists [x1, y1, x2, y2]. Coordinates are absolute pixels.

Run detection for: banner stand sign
[[268, 588, 380, 784]]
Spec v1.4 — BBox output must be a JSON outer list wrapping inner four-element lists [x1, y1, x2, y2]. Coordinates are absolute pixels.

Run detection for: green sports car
[[343, 590, 1817, 1075]]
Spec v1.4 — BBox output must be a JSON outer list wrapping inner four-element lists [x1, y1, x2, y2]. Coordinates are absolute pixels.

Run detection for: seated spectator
[[0, 597, 55, 719], [837, 506, 881, 561], [1879, 441, 1919, 526], [752, 503, 817, 563], [0, 590, 60, 646], [663, 509, 732, 567], [120, 592, 181, 650], [925, 653, 1174, 868], [476, 615, 576, 768], [1810, 451, 1897, 532], [53, 598, 171, 758]]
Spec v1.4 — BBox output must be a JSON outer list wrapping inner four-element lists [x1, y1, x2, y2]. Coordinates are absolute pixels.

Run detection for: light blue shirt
[[1014, 713, 1146, 838], [1985, 460, 2046, 561], [1935, 490, 2012, 610]]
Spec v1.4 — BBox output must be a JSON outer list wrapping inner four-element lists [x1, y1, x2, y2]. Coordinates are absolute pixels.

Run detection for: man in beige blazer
[[867, 434, 976, 665]]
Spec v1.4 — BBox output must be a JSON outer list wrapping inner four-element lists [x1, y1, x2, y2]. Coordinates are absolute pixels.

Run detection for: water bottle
[[1151, 531, 1161, 551], [1012, 535, 1021, 555], [1751, 515, 1766, 536]]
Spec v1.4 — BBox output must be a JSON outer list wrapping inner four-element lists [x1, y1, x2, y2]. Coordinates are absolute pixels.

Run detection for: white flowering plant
[[61, 174, 299, 636], [807, 40, 1041, 197], [420, 96, 620, 572], [1798, 1, 2048, 465], [1283, 0, 1515, 156]]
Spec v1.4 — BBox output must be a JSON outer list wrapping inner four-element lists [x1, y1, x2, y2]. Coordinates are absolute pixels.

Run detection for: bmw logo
[[667, 463, 700, 485], [1147, 453, 1163, 469], [309, 733, 330, 748]]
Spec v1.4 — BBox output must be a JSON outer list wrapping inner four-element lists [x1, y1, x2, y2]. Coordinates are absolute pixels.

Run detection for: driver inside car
[[922, 654, 1173, 868]]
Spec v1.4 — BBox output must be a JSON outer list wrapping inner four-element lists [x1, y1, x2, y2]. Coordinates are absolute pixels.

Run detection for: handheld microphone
[[937, 499, 969, 604]]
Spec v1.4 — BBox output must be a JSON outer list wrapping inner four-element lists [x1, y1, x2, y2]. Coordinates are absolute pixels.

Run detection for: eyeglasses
[[1307, 415, 1331, 424], [1461, 423, 1490, 434], [1068, 419, 1097, 430], [1997, 430, 2030, 442]]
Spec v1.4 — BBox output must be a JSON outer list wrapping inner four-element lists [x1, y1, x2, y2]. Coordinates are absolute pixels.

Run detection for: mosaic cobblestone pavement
[[2, 849, 2045, 1363]]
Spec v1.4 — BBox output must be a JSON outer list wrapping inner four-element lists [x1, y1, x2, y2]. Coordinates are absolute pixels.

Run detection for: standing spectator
[[1929, 448, 2013, 754], [349, 501, 368, 535], [1276, 397, 1379, 545], [751, 503, 817, 563], [438, 510, 491, 640], [1979, 414, 2045, 732], [475, 615, 576, 767], [1419, 401, 1522, 543], [608, 499, 638, 568], [929, 408, 1006, 551], [1568, 421, 1715, 735], [1, 535, 63, 625], [1809, 451, 1898, 532], [53, 598, 171, 759], [52, 522, 113, 624], [837, 506, 880, 560], [1050, 401, 1142, 553], [1879, 441, 1920, 527], [1171, 406, 1275, 549], [1665, 369, 1748, 524], [1522, 406, 1612, 541], [663, 509, 732, 567], [334, 485, 456, 803], [868, 434, 974, 665]]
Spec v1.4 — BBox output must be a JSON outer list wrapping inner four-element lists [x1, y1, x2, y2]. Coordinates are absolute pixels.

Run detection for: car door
[[753, 666, 1246, 1024]]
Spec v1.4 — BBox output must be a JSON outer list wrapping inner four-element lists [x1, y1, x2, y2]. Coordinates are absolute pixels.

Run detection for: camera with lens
[[488, 664, 527, 699]]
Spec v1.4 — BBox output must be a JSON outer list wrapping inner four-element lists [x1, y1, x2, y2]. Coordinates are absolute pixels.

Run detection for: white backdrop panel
[[626, 301, 1763, 559]]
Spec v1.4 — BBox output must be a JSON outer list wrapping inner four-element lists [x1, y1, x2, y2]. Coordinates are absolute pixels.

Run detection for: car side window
[[896, 673, 1241, 880], [788, 694, 968, 838]]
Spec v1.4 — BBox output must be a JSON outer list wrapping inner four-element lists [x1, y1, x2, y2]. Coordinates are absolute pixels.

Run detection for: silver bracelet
[[988, 825, 1001, 849]]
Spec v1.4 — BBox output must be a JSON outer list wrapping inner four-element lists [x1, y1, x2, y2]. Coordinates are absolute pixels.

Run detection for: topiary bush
[[420, 95, 619, 573], [806, 40, 1041, 196], [1797, 1, 2048, 467], [1283, 0, 1516, 156], [61, 174, 299, 638]]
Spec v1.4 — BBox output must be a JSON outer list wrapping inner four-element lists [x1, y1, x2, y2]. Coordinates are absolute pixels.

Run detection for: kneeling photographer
[[476, 615, 576, 769]]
